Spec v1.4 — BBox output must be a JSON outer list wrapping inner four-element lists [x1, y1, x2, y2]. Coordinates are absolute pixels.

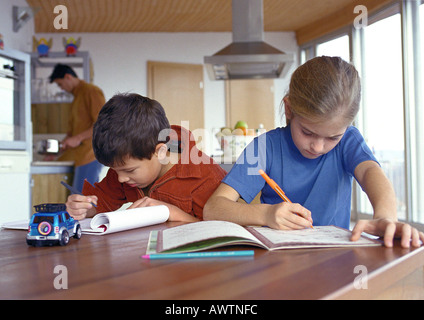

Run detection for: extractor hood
[[204, 0, 294, 80]]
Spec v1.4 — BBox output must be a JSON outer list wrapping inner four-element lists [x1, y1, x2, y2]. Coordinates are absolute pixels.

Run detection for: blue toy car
[[27, 203, 82, 246]]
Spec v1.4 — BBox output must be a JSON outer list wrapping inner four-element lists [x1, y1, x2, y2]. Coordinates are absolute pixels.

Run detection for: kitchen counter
[[31, 161, 74, 174]]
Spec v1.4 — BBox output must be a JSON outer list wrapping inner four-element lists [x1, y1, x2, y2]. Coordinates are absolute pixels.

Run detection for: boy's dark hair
[[93, 93, 171, 166], [49, 64, 78, 83]]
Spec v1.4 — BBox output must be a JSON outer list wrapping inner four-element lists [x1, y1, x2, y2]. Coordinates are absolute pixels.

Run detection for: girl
[[204, 56, 423, 248]]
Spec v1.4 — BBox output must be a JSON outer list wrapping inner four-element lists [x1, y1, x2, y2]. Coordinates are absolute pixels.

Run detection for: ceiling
[[27, 0, 360, 34]]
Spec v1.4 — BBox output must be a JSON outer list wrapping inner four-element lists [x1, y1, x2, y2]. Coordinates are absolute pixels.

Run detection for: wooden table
[[1, 222, 423, 300]]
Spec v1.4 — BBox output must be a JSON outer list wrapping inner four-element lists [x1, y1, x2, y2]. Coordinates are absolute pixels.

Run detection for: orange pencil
[[258, 169, 313, 228], [259, 169, 291, 203]]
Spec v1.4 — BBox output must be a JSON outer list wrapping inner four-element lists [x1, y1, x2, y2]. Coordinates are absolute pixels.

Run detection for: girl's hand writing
[[265, 202, 313, 230]]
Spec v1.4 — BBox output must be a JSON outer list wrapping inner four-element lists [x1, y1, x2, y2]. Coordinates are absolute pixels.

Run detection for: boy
[[66, 93, 226, 222]]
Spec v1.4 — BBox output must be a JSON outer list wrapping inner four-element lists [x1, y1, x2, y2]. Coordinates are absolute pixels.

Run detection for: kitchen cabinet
[[31, 162, 74, 213], [31, 172, 73, 214], [225, 79, 275, 130], [31, 103, 70, 134]]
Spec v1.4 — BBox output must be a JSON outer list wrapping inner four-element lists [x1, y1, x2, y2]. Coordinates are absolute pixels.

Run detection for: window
[[316, 35, 350, 62], [414, 1, 424, 223], [359, 13, 406, 219]]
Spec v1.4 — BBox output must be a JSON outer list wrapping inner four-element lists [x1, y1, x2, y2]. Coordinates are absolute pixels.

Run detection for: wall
[[1, 1, 298, 154], [0, 0, 34, 51], [34, 31, 298, 153]]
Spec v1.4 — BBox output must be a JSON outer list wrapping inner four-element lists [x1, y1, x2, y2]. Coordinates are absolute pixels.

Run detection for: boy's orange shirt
[[82, 125, 227, 219]]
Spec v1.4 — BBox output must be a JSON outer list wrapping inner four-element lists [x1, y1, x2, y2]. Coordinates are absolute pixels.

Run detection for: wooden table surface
[[1, 222, 423, 300]]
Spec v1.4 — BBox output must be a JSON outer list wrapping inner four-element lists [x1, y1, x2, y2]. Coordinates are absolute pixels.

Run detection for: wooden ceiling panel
[[27, 0, 360, 33], [263, 0, 356, 31], [26, 0, 394, 44], [27, 0, 233, 33]]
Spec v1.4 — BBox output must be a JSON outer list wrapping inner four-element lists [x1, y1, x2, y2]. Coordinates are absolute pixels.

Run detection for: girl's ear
[[155, 143, 168, 161], [283, 96, 293, 120]]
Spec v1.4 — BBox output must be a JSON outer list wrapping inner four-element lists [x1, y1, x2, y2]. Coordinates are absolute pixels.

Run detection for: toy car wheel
[[60, 230, 69, 246], [73, 225, 82, 239]]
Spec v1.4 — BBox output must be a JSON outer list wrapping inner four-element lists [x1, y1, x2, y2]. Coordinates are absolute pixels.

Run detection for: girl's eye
[[329, 136, 342, 141], [302, 130, 312, 136]]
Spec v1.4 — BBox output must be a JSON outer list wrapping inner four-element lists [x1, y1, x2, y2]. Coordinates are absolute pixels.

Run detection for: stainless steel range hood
[[204, 0, 294, 80]]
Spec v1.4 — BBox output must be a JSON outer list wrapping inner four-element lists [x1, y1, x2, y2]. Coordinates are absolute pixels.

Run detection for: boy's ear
[[155, 143, 168, 161]]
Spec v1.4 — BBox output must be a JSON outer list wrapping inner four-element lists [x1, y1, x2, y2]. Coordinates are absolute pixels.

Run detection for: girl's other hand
[[351, 219, 424, 248]]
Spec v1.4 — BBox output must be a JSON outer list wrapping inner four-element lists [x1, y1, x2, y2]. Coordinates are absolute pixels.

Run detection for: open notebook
[[80, 205, 169, 235], [146, 220, 381, 254]]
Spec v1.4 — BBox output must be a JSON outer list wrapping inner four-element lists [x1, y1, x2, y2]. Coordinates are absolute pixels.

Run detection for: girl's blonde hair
[[284, 56, 361, 125]]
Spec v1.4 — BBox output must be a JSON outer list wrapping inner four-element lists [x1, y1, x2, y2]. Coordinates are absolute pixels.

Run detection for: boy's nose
[[117, 174, 129, 183]]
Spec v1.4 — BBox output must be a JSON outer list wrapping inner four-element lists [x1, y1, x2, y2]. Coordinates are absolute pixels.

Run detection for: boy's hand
[[129, 196, 164, 209], [351, 219, 424, 248], [66, 194, 98, 220], [265, 202, 313, 230], [130, 197, 199, 222]]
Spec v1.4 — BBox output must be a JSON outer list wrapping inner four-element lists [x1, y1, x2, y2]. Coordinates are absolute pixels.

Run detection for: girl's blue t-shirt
[[222, 125, 378, 229]]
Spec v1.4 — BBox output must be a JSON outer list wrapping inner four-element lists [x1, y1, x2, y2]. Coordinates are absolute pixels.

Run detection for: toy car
[[26, 203, 82, 246]]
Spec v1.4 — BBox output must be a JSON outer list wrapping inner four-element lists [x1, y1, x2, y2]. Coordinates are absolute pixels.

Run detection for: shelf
[[30, 51, 91, 105], [30, 52, 89, 71], [32, 99, 73, 104]]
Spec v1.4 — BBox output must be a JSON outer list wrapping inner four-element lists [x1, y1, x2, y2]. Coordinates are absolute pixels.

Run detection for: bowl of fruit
[[216, 121, 256, 159]]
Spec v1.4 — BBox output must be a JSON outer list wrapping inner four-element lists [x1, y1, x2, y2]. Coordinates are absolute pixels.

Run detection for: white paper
[[82, 205, 170, 235], [250, 225, 380, 247], [0, 220, 28, 230]]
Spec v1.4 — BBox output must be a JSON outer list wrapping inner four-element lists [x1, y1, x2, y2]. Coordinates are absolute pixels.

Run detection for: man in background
[[49, 63, 105, 192]]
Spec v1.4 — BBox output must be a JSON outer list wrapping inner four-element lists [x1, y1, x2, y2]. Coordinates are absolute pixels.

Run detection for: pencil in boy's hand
[[60, 181, 97, 208], [258, 169, 313, 228]]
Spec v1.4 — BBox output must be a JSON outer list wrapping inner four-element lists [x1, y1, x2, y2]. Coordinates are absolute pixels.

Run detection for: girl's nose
[[311, 139, 325, 153]]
